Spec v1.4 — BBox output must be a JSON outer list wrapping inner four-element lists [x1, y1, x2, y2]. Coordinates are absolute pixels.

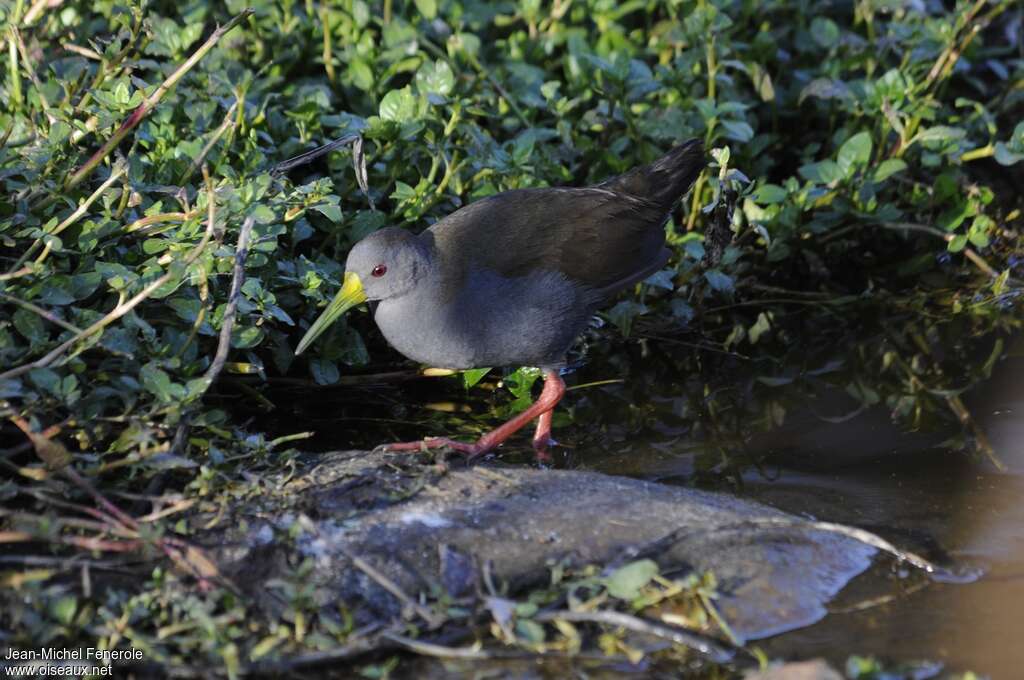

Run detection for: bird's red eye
[[371, 264, 387, 277]]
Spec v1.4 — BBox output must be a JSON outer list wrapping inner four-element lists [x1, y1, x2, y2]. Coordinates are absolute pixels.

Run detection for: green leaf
[[872, 159, 907, 183], [798, 160, 844, 185], [606, 300, 648, 337], [992, 269, 1010, 296], [968, 230, 989, 248], [142, 238, 168, 254], [937, 201, 973, 232], [413, 0, 437, 19], [29, 368, 61, 396], [13, 309, 47, 345], [605, 560, 659, 600], [751, 183, 787, 204], [310, 358, 340, 385], [462, 368, 491, 389], [348, 58, 374, 91], [704, 270, 734, 293], [915, 126, 966, 145], [968, 215, 993, 248], [312, 204, 342, 222], [140, 363, 187, 403], [993, 142, 1024, 166], [415, 60, 455, 97], [748, 62, 774, 102], [504, 367, 541, 400], [799, 78, 852, 103], [947, 234, 968, 252], [720, 119, 754, 143], [231, 326, 265, 349], [515, 619, 546, 643], [748, 312, 772, 344], [643, 269, 676, 290], [810, 17, 839, 48], [379, 86, 417, 123], [50, 595, 77, 625], [837, 131, 872, 177]]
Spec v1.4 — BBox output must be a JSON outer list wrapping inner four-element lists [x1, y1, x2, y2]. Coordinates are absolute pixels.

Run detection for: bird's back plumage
[[424, 139, 704, 303]]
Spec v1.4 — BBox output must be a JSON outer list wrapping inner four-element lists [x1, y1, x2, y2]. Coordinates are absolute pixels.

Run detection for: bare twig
[[124, 211, 194, 234], [270, 133, 374, 209], [0, 292, 83, 334], [201, 214, 254, 386], [22, 0, 62, 26], [877, 221, 1000, 279], [180, 98, 240, 184], [0, 266, 35, 281], [11, 26, 57, 126], [379, 633, 489, 659], [339, 547, 446, 628], [62, 42, 102, 60], [648, 517, 978, 583], [269, 133, 359, 175], [533, 609, 737, 663]]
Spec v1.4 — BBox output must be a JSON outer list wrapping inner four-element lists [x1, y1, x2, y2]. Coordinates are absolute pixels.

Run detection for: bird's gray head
[[294, 227, 431, 355], [346, 227, 432, 301]]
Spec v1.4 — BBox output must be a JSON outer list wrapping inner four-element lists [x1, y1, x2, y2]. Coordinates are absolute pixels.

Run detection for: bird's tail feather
[[598, 139, 705, 211]]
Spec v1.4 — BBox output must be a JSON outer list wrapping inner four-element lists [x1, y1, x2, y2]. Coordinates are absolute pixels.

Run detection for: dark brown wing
[[426, 187, 666, 295], [424, 139, 704, 299]]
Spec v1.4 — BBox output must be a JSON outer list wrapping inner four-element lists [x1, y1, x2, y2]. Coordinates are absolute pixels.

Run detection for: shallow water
[[263, 345, 1024, 675], [744, 357, 1024, 678], [578, 354, 1024, 677]]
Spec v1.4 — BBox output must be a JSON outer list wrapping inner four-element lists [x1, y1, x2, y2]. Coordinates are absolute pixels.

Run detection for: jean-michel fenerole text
[[5, 648, 143, 662]]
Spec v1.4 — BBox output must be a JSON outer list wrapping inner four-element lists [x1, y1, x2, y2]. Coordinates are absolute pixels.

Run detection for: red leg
[[532, 409, 555, 450], [383, 369, 566, 459], [531, 409, 556, 463]]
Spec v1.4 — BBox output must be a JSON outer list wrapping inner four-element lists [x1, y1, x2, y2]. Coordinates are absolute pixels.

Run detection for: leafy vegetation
[[1, 0, 1022, 675]]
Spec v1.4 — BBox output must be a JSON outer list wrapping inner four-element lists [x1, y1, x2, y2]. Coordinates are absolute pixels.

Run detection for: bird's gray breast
[[373, 268, 590, 369]]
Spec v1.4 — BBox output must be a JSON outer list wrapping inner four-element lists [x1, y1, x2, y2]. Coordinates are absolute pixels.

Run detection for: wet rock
[[204, 450, 876, 641]]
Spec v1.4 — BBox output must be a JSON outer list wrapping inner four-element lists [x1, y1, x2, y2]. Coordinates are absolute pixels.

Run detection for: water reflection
[[583, 355, 1024, 677]]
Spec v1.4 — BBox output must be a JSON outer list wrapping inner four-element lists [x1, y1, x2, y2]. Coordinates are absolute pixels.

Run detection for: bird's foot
[[531, 435, 557, 464], [380, 437, 488, 459]]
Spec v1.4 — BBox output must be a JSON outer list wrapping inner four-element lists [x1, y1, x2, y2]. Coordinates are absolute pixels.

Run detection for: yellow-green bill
[[295, 272, 366, 355]]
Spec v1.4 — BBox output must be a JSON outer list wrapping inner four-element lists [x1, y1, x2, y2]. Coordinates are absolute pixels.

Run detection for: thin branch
[[22, 0, 62, 26], [201, 214, 254, 386], [124, 211, 193, 234], [533, 609, 737, 663], [62, 42, 102, 60], [0, 266, 35, 281], [339, 547, 446, 628], [237, 627, 386, 676], [63, 8, 252, 191], [379, 633, 490, 659], [661, 517, 978, 583], [0, 293, 83, 334], [269, 133, 360, 175], [8, 163, 127, 274], [12, 26, 57, 125], [877, 221, 1000, 279], [180, 98, 239, 184]]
